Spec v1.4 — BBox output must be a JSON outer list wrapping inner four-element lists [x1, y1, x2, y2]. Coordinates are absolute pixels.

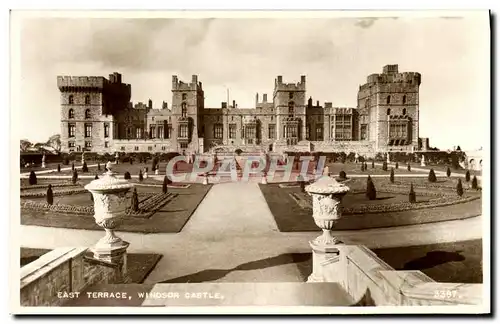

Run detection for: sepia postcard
[[10, 9, 491, 315]]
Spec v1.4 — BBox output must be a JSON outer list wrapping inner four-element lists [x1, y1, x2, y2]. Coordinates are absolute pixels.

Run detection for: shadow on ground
[[160, 252, 312, 283]]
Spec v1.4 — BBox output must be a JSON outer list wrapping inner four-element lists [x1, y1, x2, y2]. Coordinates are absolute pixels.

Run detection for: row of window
[[365, 95, 408, 108], [68, 109, 93, 119], [387, 108, 407, 115], [119, 143, 189, 152], [67, 95, 92, 105], [67, 141, 109, 152], [67, 123, 110, 138]]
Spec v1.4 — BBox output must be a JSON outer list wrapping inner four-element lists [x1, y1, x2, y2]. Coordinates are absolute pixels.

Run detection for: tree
[[465, 170, 471, 182], [139, 170, 144, 182], [409, 184, 416, 203], [57, 164, 61, 172], [29, 171, 37, 185], [339, 171, 347, 180], [46, 184, 53, 205], [456, 145, 462, 151], [366, 176, 377, 200], [457, 179, 464, 196], [20, 139, 32, 152], [407, 163, 411, 171], [471, 176, 478, 190], [395, 162, 399, 169], [428, 169, 437, 183], [235, 148, 243, 156], [131, 188, 139, 212], [162, 176, 169, 193], [46, 134, 61, 152], [390, 168, 395, 183], [95, 174, 99, 180], [446, 167, 451, 177], [72, 169, 78, 184], [371, 160, 375, 169], [82, 161, 88, 172], [382, 161, 388, 171], [124, 172, 131, 180]]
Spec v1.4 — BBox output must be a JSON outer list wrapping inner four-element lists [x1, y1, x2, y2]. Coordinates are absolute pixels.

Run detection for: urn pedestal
[[202, 174, 209, 185], [305, 176, 350, 283], [261, 172, 268, 184], [84, 162, 134, 283]]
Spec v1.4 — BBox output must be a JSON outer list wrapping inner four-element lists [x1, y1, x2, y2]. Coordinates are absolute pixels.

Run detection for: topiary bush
[[46, 184, 53, 205], [446, 167, 451, 177], [471, 175, 478, 190], [97, 163, 101, 171], [371, 160, 375, 169], [297, 175, 305, 192], [72, 169, 78, 184], [428, 169, 437, 183], [407, 163, 411, 171], [29, 171, 37, 185], [131, 188, 139, 212], [395, 162, 399, 169], [390, 168, 395, 183], [382, 161, 388, 171], [162, 176, 168, 193], [90, 192, 94, 203], [71, 163, 75, 171], [457, 179, 464, 196], [57, 164, 61, 173], [94, 174, 99, 180], [339, 171, 347, 180], [139, 170, 143, 182], [366, 176, 377, 200], [465, 170, 470, 182], [63, 158, 69, 166], [124, 171, 131, 180], [82, 161, 88, 173], [409, 183, 416, 203]]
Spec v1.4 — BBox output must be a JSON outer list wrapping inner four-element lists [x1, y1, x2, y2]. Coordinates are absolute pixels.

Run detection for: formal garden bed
[[20, 184, 212, 233], [259, 177, 482, 232]]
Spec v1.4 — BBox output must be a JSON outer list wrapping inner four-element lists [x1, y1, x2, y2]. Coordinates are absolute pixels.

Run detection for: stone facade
[[59, 65, 422, 156]]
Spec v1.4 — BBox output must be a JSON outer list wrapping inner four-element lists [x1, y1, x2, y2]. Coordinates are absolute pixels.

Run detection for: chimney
[[316, 100, 319, 107], [308, 97, 312, 108], [162, 101, 168, 109], [277, 76, 283, 83], [300, 75, 306, 83], [232, 100, 236, 108], [114, 72, 122, 83], [222, 102, 227, 108], [192, 75, 198, 84], [148, 99, 153, 110], [109, 74, 115, 83], [263, 94, 268, 102], [256, 93, 259, 105]]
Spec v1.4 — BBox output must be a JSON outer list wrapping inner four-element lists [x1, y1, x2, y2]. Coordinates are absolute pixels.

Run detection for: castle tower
[[357, 64, 421, 152], [273, 75, 307, 144], [171, 75, 204, 153], [57, 72, 131, 153]]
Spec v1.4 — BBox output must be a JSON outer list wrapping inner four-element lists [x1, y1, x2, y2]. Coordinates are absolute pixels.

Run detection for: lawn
[[20, 184, 212, 233], [20, 248, 162, 284], [322, 162, 426, 176], [404, 162, 482, 177], [258, 177, 482, 232], [291, 240, 482, 284]]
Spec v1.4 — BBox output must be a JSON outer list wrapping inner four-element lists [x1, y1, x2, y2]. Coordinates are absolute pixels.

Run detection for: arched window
[[85, 109, 91, 119], [182, 93, 187, 101], [68, 95, 74, 104], [386, 95, 391, 104], [387, 108, 391, 115], [68, 109, 74, 119], [288, 101, 294, 117], [402, 108, 407, 115], [181, 102, 187, 117], [289, 92, 293, 100], [402, 95, 406, 104], [85, 95, 91, 105], [365, 98, 370, 108]]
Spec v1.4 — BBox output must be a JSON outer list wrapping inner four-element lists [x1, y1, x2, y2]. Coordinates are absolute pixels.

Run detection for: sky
[[14, 12, 490, 150]]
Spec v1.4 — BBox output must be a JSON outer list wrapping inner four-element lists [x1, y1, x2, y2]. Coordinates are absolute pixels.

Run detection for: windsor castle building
[[58, 64, 426, 156]]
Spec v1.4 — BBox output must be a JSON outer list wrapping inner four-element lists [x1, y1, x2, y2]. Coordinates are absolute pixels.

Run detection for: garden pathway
[[19, 180, 483, 284]]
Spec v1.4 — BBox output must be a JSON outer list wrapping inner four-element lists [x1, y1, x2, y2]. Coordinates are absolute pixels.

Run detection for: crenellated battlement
[[57, 76, 106, 90], [274, 75, 306, 92], [172, 75, 203, 91], [365, 65, 421, 85]]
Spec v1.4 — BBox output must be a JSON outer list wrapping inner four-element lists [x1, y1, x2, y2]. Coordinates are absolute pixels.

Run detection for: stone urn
[[420, 154, 426, 167], [261, 171, 268, 184], [41, 154, 46, 169], [84, 162, 134, 271], [305, 175, 350, 250], [115, 152, 119, 164]]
